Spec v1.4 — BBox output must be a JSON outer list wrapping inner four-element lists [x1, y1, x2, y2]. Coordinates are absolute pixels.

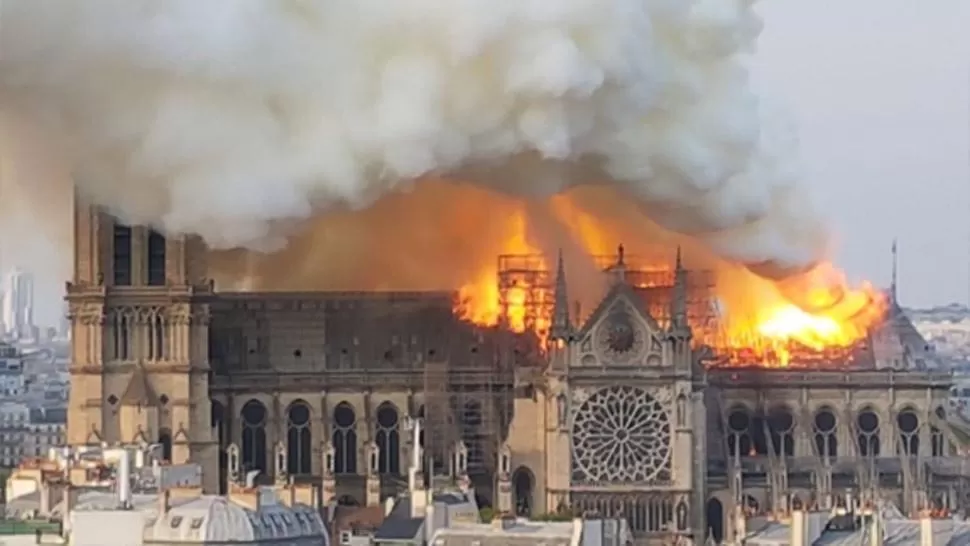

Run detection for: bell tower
[[65, 188, 219, 491]]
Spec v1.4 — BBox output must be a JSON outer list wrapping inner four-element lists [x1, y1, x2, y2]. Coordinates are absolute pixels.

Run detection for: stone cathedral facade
[[67, 192, 964, 544], [65, 192, 707, 542]]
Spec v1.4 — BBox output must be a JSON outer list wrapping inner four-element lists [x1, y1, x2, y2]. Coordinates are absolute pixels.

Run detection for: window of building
[[112, 224, 132, 286], [169, 516, 183, 528], [147, 230, 166, 286]]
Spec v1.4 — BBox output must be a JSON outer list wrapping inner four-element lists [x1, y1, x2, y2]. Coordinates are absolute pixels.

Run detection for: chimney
[[920, 513, 935, 546], [61, 485, 76, 538], [868, 512, 882, 546], [117, 449, 132, 509], [158, 488, 171, 516], [245, 470, 259, 489], [789, 510, 806, 546], [39, 479, 52, 516], [384, 496, 396, 516], [571, 518, 583, 546], [423, 500, 435, 544]]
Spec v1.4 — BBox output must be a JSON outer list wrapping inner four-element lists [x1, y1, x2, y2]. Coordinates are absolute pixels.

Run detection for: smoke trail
[[0, 0, 828, 276]]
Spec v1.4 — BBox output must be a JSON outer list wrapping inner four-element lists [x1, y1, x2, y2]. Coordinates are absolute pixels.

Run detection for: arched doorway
[[706, 498, 724, 543], [511, 467, 535, 517]]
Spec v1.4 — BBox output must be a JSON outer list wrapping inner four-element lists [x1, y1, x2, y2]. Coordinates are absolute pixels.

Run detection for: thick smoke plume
[[0, 0, 828, 278]]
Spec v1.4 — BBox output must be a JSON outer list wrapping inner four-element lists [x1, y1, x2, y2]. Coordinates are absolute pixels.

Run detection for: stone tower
[[65, 189, 219, 491]]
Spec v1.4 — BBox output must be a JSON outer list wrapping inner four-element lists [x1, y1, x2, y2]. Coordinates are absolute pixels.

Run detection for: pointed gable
[[120, 366, 159, 407], [575, 281, 662, 341]]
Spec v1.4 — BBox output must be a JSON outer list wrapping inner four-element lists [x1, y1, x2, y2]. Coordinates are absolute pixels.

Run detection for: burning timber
[[67, 204, 965, 544]]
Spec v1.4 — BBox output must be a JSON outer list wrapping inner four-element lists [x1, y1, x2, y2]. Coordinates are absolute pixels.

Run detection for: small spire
[[670, 246, 688, 332], [617, 244, 626, 266], [890, 238, 898, 306], [551, 249, 572, 341]]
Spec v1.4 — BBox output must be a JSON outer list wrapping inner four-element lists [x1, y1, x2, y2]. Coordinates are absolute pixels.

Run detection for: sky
[[749, 0, 970, 308], [1, 0, 969, 326]]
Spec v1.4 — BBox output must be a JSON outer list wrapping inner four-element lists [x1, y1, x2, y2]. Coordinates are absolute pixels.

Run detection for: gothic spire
[[670, 246, 688, 332], [550, 249, 572, 341], [890, 237, 898, 306]]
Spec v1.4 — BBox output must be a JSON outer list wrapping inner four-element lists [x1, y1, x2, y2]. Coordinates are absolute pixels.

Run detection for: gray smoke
[[0, 0, 828, 275]]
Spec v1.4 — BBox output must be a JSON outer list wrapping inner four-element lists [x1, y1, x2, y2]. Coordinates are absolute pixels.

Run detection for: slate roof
[[373, 516, 423, 541]]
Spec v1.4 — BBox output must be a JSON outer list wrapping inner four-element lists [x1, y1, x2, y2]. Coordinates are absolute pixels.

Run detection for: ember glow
[[455, 196, 888, 367]]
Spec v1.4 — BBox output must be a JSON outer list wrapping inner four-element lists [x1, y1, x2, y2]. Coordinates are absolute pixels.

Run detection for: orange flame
[[457, 207, 550, 335], [718, 263, 888, 366], [456, 195, 888, 367]]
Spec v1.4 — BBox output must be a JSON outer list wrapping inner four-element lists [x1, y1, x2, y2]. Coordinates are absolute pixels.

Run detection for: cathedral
[[66, 194, 970, 544]]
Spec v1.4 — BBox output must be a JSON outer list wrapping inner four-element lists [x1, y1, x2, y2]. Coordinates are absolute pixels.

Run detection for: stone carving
[[571, 385, 672, 483]]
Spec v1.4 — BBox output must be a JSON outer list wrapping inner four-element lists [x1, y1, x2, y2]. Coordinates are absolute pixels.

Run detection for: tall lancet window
[[147, 308, 166, 361], [112, 308, 133, 361], [286, 401, 313, 475], [332, 403, 358, 474], [113, 224, 132, 286], [147, 230, 166, 286], [375, 402, 400, 474], [241, 400, 268, 473]]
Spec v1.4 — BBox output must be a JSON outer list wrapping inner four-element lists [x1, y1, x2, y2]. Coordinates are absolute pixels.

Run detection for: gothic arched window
[[767, 406, 795, 457], [287, 400, 312, 475], [460, 400, 485, 472], [814, 408, 838, 458], [147, 230, 166, 286], [857, 408, 880, 457], [375, 402, 400, 474], [111, 308, 133, 361], [112, 224, 132, 286], [333, 403, 357, 474], [147, 308, 166, 361], [897, 409, 920, 456], [241, 400, 268, 473]]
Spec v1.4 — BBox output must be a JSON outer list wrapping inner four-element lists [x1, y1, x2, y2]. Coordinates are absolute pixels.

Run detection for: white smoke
[[0, 0, 827, 273]]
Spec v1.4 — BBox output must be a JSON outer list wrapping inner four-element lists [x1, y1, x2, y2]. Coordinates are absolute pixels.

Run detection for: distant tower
[[2, 268, 34, 339], [890, 238, 899, 306], [65, 187, 219, 492]]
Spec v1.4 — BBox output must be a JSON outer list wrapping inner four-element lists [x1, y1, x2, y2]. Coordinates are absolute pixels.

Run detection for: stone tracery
[[571, 385, 672, 483]]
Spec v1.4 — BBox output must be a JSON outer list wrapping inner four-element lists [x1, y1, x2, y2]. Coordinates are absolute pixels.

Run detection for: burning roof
[[457, 250, 893, 369]]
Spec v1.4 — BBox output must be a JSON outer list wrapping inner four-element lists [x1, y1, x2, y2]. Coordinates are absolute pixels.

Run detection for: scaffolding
[[420, 325, 516, 496], [496, 251, 720, 343], [497, 254, 553, 335]]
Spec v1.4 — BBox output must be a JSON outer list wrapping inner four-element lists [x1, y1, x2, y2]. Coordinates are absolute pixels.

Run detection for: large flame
[[456, 191, 888, 367]]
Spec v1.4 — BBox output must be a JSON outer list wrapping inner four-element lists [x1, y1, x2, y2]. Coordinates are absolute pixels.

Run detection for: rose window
[[571, 386, 671, 483]]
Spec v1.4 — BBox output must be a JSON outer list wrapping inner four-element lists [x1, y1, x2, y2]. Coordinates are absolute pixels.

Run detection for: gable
[[576, 282, 662, 340], [573, 283, 667, 368]]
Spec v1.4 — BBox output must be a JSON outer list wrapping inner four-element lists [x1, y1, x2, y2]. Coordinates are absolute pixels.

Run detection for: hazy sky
[[750, 0, 970, 307], [1, 0, 969, 326]]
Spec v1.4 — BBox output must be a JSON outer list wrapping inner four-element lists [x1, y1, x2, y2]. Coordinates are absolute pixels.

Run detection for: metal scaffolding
[[420, 327, 516, 497], [496, 251, 719, 343]]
